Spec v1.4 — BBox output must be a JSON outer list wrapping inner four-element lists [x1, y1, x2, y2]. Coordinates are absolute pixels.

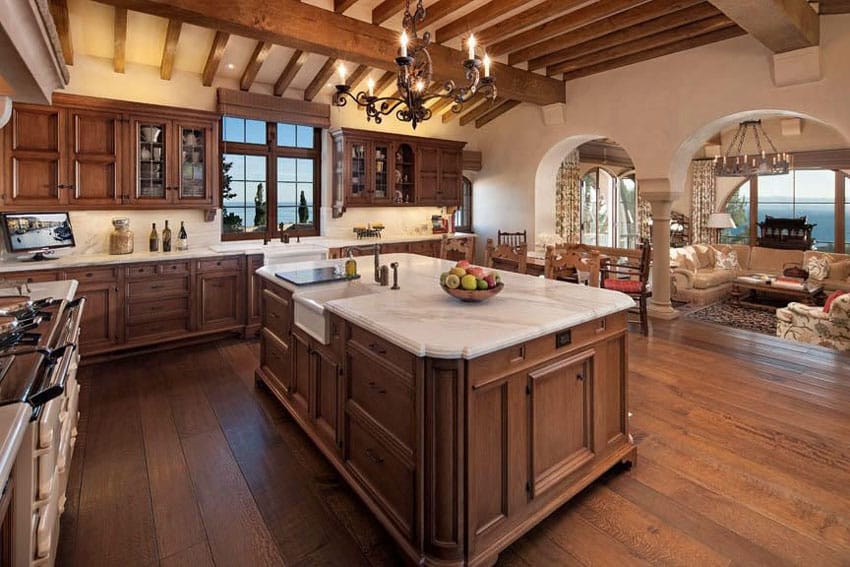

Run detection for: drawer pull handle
[[368, 343, 387, 355], [150, 284, 163, 289], [367, 381, 387, 394], [138, 268, 145, 272], [85, 272, 93, 277], [270, 312, 280, 319], [365, 448, 384, 464], [576, 373, 584, 381]]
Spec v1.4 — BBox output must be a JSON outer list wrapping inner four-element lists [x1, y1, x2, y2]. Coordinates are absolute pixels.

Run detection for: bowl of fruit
[[439, 261, 503, 302]]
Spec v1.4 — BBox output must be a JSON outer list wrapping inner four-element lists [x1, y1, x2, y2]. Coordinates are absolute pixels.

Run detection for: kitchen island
[[255, 254, 636, 566]]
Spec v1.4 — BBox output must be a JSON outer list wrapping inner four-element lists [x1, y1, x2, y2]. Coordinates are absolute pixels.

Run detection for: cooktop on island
[[275, 267, 360, 286]]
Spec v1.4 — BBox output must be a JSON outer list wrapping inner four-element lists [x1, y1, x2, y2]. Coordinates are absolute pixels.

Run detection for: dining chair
[[497, 230, 527, 248], [600, 239, 652, 335], [439, 234, 474, 263], [485, 238, 527, 274], [544, 245, 600, 287]]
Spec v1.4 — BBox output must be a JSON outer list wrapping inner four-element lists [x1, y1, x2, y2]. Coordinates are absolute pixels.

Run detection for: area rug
[[682, 301, 777, 336]]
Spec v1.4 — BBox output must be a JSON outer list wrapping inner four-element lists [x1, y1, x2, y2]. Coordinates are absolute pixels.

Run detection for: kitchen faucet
[[347, 243, 381, 283]]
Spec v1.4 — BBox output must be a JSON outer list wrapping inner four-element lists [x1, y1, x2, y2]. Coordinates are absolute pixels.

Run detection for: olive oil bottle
[[162, 220, 172, 252], [149, 222, 159, 252]]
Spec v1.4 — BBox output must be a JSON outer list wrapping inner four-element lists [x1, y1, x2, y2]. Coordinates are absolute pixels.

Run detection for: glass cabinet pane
[[374, 143, 389, 200], [350, 142, 367, 198], [137, 122, 166, 199], [395, 143, 415, 203], [180, 127, 206, 198]]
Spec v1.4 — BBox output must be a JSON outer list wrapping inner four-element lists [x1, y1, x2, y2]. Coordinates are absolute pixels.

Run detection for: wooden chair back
[[439, 235, 474, 263], [485, 238, 527, 274], [544, 245, 600, 287], [600, 239, 652, 335], [497, 230, 527, 248]]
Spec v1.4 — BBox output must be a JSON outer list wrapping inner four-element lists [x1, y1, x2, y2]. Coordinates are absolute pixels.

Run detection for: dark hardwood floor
[[57, 318, 850, 566]]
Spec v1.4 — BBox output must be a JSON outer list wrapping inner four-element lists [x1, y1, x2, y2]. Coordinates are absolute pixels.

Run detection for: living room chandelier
[[332, 0, 496, 130], [713, 120, 791, 177]]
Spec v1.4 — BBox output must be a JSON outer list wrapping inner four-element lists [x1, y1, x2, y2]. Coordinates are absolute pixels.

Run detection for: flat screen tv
[[2, 212, 76, 261]]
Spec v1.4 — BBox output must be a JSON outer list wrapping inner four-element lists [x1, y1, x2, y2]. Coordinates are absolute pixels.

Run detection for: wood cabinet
[[327, 236, 455, 260], [245, 253, 264, 335], [64, 267, 123, 355], [330, 127, 464, 209], [259, 284, 293, 401], [196, 257, 244, 331], [1, 94, 219, 211], [124, 260, 191, 344]]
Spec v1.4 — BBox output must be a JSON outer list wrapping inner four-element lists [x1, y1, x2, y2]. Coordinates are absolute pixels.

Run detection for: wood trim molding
[[113, 7, 127, 73], [160, 19, 183, 80], [217, 87, 331, 127], [52, 92, 220, 119], [202, 31, 230, 87]]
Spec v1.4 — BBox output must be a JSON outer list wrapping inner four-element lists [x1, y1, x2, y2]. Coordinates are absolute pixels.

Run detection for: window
[[721, 169, 846, 252], [221, 116, 321, 239], [580, 167, 636, 247], [453, 177, 473, 233]]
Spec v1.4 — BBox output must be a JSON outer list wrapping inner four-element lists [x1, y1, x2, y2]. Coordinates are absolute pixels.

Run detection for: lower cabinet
[[64, 267, 122, 354]]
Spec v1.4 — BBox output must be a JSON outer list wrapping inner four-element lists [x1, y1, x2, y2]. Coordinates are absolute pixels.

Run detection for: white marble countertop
[[257, 253, 634, 360]]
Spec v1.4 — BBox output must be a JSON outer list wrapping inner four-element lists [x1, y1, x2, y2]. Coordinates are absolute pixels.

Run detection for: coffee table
[[730, 276, 824, 311]]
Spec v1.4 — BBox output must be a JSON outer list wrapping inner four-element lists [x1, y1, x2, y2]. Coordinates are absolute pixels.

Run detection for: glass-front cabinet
[[348, 138, 368, 203], [373, 142, 390, 202], [134, 119, 168, 201], [177, 123, 210, 201]]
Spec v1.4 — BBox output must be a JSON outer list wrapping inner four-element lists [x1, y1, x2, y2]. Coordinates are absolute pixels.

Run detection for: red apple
[[455, 260, 471, 269], [466, 266, 486, 278], [484, 275, 497, 289]]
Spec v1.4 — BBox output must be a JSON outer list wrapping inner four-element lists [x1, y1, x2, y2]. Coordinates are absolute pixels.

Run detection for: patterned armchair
[[776, 294, 850, 352]]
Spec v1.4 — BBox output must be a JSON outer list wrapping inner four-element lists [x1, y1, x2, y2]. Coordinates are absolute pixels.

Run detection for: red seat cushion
[[603, 278, 643, 293], [823, 289, 847, 313]]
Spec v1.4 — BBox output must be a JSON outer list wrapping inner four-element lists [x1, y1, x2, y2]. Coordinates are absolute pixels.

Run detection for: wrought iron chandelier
[[713, 120, 791, 177], [332, 0, 496, 129]]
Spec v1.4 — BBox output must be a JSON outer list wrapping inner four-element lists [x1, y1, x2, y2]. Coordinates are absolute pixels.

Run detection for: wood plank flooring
[[57, 318, 850, 566]]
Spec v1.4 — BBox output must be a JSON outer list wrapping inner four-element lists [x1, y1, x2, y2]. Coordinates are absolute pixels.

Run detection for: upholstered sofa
[[670, 244, 850, 305], [776, 293, 850, 352]]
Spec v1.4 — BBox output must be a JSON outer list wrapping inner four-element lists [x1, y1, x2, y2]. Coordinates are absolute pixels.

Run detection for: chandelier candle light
[[713, 120, 791, 177], [333, 0, 497, 129]]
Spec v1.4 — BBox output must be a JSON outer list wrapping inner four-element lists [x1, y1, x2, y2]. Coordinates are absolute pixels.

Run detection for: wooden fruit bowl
[[441, 283, 504, 302]]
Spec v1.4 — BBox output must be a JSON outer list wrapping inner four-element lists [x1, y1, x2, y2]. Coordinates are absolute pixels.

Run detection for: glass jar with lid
[[109, 217, 134, 255]]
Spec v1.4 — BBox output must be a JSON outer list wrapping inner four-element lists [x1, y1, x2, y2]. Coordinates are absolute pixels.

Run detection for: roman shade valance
[[216, 88, 330, 128]]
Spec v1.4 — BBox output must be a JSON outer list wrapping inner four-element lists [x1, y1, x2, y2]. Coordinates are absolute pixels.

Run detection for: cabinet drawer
[[128, 276, 189, 298], [127, 297, 189, 323], [63, 267, 118, 283], [198, 257, 241, 272], [262, 289, 290, 339], [348, 347, 414, 449], [347, 418, 414, 538], [126, 316, 190, 341], [2, 270, 58, 284], [127, 264, 157, 279], [261, 330, 290, 394], [158, 261, 190, 275], [349, 325, 415, 377]]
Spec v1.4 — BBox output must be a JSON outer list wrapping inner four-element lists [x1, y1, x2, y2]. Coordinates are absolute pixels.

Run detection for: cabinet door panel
[[69, 110, 122, 205], [6, 105, 64, 207], [73, 279, 121, 355], [594, 334, 628, 453], [438, 148, 461, 205], [10, 159, 60, 204], [197, 272, 243, 330], [469, 380, 509, 540], [346, 139, 369, 204], [417, 145, 439, 204], [176, 122, 214, 204], [315, 347, 341, 450], [372, 142, 391, 203], [129, 118, 169, 204], [291, 329, 312, 417], [261, 330, 291, 397], [528, 350, 594, 498]]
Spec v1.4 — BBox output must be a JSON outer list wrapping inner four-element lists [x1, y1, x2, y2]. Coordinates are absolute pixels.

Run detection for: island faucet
[[347, 243, 381, 283]]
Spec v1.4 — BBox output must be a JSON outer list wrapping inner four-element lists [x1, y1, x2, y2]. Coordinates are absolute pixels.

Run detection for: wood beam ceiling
[[475, 100, 520, 128], [459, 97, 499, 126], [424, 0, 469, 26], [202, 31, 229, 86], [527, 0, 706, 70], [707, 0, 818, 52], [372, 0, 402, 25], [304, 57, 337, 101], [435, 0, 529, 43], [372, 71, 396, 95], [48, 0, 74, 65], [273, 49, 305, 96], [475, 0, 587, 47], [160, 19, 182, 80], [240, 41, 272, 91], [113, 8, 127, 73], [345, 64, 371, 91], [817, 0, 850, 14], [334, 0, 359, 14], [429, 96, 456, 115]]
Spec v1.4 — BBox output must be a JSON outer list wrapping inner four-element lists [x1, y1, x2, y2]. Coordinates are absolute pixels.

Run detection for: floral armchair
[[776, 294, 850, 352]]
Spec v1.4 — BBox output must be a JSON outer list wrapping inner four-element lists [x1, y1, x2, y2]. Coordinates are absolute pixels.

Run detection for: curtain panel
[[555, 150, 581, 243], [690, 159, 717, 244]]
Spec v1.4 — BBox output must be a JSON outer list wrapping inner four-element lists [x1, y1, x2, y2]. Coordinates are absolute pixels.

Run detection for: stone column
[[638, 178, 679, 320]]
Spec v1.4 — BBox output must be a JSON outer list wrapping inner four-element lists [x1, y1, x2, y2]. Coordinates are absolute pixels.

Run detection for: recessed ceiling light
[[226, 63, 235, 70]]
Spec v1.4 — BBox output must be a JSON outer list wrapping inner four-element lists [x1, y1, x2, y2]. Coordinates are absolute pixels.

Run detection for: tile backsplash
[[321, 206, 447, 239]]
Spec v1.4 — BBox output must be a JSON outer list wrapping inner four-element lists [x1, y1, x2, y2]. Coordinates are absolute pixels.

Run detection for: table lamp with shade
[[706, 212, 736, 244]]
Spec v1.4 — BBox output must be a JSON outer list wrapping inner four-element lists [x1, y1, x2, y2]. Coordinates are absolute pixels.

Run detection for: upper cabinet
[[330, 127, 464, 209], [0, 94, 219, 211]]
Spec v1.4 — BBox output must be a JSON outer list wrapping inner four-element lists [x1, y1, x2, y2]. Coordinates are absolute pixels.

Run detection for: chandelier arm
[[751, 123, 764, 157]]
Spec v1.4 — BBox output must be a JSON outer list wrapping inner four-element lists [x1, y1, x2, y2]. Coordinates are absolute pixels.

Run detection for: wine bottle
[[149, 222, 159, 252], [162, 220, 172, 252], [177, 221, 188, 251]]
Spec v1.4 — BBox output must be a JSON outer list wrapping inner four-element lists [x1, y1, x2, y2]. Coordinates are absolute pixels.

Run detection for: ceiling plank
[[546, 12, 732, 76], [202, 31, 229, 86], [160, 19, 183, 80], [372, 0, 401, 24], [491, 0, 647, 58], [528, 1, 708, 70], [304, 57, 338, 101], [113, 8, 127, 73], [95, 0, 565, 106], [240, 41, 272, 91], [475, 0, 587, 47], [435, 0, 529, 44], [561, 26, 745, 81], [459, 97, 499, 126], [48, 0, 74, 65], [273, 49, 305, 96], [346, 64, 371, 91], [373, 70, 397, 95], [475, 99, 520, 128], [706, 0, 818, 52], [424, 0, 470, 25], [334, 0, 359, 14], [509, 0, 701, 65], [818, 0, 850, 14]]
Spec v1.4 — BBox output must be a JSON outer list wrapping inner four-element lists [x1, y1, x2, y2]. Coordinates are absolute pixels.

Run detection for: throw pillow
[[806, 256, 830, 281], [714, 249, 740, 270], [827, 259, 850, 281], [823, 290, 848, 313]]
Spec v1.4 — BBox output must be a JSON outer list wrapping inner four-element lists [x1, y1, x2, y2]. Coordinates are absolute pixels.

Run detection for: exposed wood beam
[[424, 0, 469, 25], [818, 0, 850, 14], [202, 31, 229, 86], [334, 0, 359, 14], [429, 96, 456, 114], [435, 0, 528, 43], [273, 49, 305, 96], [113, 8, 127, 73], [49, 0, 74, 65], [475, 0, 587, 47], [160, 19, 182, 80], [372, 0, 402, 24], [304, 57, 337, 102], [707, 0, 818, 52], [459, 97, 498, 126], [491, 0, 647, 58], [475, 99, 520, 128], [510, 0, 701, 65], [544, 6, 726, 75], [240, 41, 272, 91], [346, 64, 371, 91], [372, 71, 397, 95], [95, 0, 565, 105], [562, 26, 745, 81]]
